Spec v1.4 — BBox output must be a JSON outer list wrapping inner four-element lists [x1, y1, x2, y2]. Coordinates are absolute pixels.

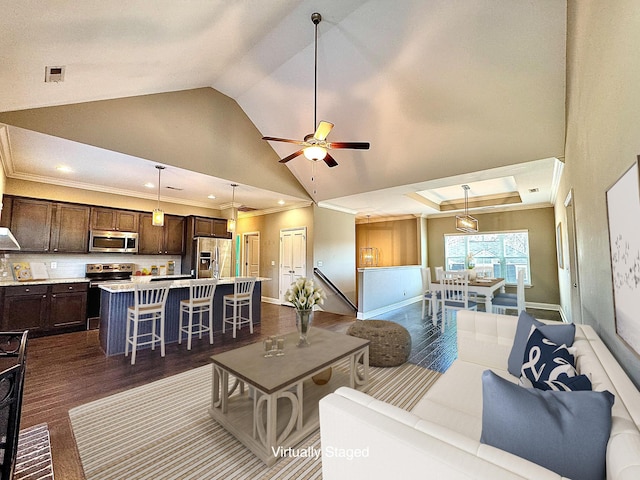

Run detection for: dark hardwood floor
[[20, 301, 559, 479]]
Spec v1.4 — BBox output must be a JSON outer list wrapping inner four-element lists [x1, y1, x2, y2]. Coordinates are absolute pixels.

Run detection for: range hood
[[0, 227, 20, 250]]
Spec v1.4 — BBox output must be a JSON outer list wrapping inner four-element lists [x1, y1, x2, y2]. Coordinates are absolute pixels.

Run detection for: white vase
[[468, 268, 477, 281]]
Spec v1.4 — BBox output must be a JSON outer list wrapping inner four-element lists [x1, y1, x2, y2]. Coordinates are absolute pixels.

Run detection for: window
[[444, 231, 531, 285]]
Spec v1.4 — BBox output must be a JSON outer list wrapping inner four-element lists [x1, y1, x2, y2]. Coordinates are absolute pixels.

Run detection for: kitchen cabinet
[[0, 282, 88, 334], [1, 284, 48, 332], [49, 283, 88, 328], [50, 203, 91, 253], [0, 195, 12, 228], [138, 214, 185, 255], [188, 216, 231, 239], [90, 207, 139, 232], [9, 198, 90, 253]]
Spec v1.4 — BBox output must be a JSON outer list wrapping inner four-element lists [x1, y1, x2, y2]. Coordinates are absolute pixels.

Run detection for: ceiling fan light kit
[[455, 185, 478, 233], [261, 12, 370, 168]]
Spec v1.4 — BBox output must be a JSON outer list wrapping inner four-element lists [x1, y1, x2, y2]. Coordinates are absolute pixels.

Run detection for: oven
[[86, 263, 134, 329]]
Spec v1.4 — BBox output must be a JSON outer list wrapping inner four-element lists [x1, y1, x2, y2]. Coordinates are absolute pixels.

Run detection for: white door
[[565, 190, 582, 324], [280, 227, 306, 303], [243, 233, 260, 277]]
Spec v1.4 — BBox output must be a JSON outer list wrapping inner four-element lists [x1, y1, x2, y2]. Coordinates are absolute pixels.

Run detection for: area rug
[[69, 362, 441, 480], [15, 423, 55, 480]]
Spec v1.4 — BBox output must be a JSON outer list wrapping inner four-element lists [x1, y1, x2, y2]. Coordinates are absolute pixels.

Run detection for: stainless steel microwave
[[89, 230, 138, 253]]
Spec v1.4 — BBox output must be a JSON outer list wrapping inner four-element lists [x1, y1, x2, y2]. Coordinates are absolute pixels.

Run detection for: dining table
[[430, 276, 506, 315]]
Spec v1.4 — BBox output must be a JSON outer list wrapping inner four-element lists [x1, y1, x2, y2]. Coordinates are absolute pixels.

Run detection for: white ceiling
[[0, 0, 567, 219]]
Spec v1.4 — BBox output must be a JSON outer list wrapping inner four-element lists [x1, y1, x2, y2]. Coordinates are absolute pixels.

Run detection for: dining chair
[[492, 269, 525, 314], [0, 331, 28, 480], [439, 270, 477, 333], [125, 281, 171, 365], [421, 267, 439, 319], [222, 277, 256, 338], [179, 279, 217, 350], [434, 266, 444, 281]]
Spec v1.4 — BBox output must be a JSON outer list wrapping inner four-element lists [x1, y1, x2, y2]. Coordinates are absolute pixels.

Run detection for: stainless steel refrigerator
[[195, 237, 233, 278]]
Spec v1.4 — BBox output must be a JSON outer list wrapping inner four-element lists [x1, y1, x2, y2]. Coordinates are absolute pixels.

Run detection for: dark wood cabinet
[[50, 203, 90, 253], [49, 283, 87, 328], [10, 198, 52, 252], [189, 216, 231, 239], [0, 282, 88, 334], [9, 198, 90, 253], [139, 214, 185, 255], [0, 195, 13, 228], [164, 215, 185, 254], [1, 285, 49, 331], [90, 207, 139, 232]]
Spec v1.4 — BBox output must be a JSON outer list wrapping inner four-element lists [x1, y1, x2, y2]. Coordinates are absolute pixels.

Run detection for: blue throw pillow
[[507, 310, 576, 376], [481, 370, 614, 480], [521, 326, 591, 391]]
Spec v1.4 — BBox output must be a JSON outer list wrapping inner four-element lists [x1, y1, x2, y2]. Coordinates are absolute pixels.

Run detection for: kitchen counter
[[0, 277, 89, 287], [99, 276, 270, 292], [99, 277, 270, 356]]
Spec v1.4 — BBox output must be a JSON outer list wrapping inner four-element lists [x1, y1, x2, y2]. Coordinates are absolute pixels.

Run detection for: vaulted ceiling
[[0, 0, 567, 219]]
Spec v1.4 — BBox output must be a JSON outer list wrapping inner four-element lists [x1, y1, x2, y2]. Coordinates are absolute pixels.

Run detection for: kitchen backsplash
[[0, 253, 182, 281]]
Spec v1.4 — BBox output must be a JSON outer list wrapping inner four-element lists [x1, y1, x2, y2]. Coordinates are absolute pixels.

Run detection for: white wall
[[559, 0, 640, 386], [312, 205, 356, 305]]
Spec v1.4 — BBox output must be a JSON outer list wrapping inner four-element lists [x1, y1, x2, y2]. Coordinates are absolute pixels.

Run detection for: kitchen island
[[98, 277, 269, 356]]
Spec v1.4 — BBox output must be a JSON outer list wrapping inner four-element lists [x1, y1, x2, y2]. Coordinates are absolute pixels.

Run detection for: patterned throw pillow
[[520, 326, 592, 391]]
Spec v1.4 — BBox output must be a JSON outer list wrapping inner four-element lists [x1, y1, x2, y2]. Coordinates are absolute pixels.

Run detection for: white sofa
[[319, 310, 640, 479]]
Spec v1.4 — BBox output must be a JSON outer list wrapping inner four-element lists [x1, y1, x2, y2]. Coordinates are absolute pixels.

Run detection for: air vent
[[45, 66, 65, 83], [238, 206, 257, 212], [528, 188, 539, 193]]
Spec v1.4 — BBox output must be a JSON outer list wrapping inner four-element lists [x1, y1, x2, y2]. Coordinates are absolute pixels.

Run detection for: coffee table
[[209, 328, 369, 466]]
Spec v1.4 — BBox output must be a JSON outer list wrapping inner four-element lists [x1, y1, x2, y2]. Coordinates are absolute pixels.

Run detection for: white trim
[[261, 296, 281, 305], [357, 295, 422, 320]]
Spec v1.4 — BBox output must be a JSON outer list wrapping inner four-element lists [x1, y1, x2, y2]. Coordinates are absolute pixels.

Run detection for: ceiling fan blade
[[314, 121, 334, 141], [279, 150, 305, 163], [262, 136, 308, 146], [323, 152, 339, 168], [328, 141, 370, 150]]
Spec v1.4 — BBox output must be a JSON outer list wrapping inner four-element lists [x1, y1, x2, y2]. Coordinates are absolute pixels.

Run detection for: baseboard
[[261, 296, 281, 305], [357, 296, 422, 320], [526, 301, 561, 312]]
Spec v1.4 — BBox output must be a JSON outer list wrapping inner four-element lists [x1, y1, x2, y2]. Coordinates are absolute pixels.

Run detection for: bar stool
[[125, 281, 171, 365], [179, 279, 217, 350], [222, 277, 256, 338]]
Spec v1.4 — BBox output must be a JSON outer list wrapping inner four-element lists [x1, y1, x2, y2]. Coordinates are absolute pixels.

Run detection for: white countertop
[[0, 277, 89, 287], [99, 277, 271, 293]]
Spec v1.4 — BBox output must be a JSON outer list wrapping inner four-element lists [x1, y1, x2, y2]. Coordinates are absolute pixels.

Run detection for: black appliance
[[85, 263, 135, 329]]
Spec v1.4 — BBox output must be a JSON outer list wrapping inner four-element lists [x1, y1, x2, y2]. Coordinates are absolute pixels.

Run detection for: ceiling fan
[[262, 12, 370, 168]]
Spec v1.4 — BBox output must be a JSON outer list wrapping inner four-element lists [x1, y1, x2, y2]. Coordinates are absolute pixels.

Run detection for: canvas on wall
[[606, 159, 640, 356]]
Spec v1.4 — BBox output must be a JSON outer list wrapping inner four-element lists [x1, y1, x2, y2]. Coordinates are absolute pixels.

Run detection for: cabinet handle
[[69, 286, 73, 290], [25, 288, 30, 292], [52, 294, 56, 298], [42, 295, 46, 298]]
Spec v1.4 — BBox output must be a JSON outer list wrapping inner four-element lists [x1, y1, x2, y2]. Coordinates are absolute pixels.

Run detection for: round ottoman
[[346, 320, 411, 367]]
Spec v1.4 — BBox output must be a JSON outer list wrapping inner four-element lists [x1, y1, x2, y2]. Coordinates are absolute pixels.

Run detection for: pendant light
[[152, 165, 165, 227], [455, 184, 478, 233], [227, 183, 238, 233], [359, 215, 379, 267]]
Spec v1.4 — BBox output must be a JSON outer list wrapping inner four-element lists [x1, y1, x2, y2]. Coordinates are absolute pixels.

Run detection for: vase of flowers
[[285, 277, 326, 347]]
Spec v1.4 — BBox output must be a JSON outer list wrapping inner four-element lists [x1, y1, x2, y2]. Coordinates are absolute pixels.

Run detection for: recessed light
[[56, 165, 73, 173], [144, 182, 154, 189], [208, 194, 216, 199], [528, 188, 539, 193], [278, 200, 285, 205]]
